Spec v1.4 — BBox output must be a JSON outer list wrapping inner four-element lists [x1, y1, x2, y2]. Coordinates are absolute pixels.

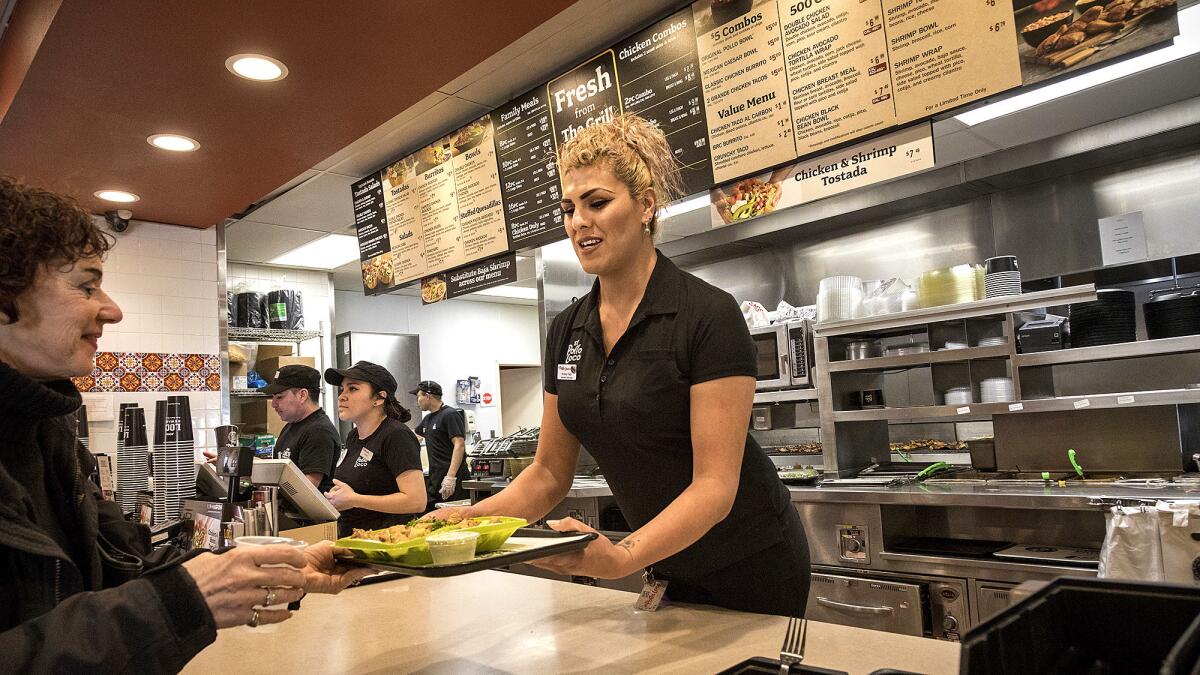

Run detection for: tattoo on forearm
[[617, 539, 637, 551]]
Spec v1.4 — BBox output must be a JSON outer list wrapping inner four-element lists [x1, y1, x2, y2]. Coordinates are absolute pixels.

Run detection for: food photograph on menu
[[1015, 0, 1179, 85], [710, 169, 787, 225]]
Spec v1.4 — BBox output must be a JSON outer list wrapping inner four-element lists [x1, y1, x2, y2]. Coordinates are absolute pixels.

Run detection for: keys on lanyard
[[635, 568, 668, 611]]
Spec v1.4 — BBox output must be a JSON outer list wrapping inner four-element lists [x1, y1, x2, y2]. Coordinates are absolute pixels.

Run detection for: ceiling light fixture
[[94, 190, 140, 203], [955, 5, 1199, 126], [147, 134, 199, 152], [270, 234, 359, 269], [225, 54, 289, 82]]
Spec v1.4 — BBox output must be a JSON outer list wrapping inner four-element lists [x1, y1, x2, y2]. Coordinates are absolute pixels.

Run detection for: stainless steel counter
[[789, 481, 1200, 510], [463, 477, 614, 499]]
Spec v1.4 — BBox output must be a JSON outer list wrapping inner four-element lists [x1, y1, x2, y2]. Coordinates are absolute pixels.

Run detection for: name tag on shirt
[[558, 364, 577, 381], [360, 448, 374, 462]]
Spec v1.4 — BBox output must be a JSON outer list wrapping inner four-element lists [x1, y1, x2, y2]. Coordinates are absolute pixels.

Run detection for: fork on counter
[[779, 616, 808, 675]]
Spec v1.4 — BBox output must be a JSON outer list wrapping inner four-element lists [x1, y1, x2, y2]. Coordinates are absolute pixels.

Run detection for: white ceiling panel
[[241, 171, 359, 233], [225, 221, 326, 264]]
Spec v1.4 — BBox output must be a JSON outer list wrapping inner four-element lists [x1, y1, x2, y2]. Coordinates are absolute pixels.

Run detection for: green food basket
[[335, 516, 527, 566]]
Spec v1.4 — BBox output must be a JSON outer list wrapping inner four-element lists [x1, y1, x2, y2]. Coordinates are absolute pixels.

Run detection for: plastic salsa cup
[[426, 530, 480, 564]]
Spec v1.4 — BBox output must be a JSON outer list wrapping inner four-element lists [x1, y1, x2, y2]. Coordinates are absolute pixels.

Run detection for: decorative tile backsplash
[[74, 352, 221, 392]]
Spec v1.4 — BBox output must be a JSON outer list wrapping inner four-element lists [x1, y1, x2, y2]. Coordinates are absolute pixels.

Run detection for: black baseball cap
[[260, 364, 321, 395], [410, 380, 443, 397], [324, 361, 398, 398]]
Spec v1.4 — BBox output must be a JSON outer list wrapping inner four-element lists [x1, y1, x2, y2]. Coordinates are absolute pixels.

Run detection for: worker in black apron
[[429, 114, 810, 617]]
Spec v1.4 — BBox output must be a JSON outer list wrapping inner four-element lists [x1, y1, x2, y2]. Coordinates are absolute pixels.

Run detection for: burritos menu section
[[352, 0, 1180, 294]]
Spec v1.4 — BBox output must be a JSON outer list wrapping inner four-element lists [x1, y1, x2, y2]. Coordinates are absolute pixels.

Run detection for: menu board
[[884, 0, 1022, 123], [494, 88, 566, 252], [615, 8, 714, 195], [693, 0, 796, 184], [351, 174, 394, 293], [782, 0, 896, 154]]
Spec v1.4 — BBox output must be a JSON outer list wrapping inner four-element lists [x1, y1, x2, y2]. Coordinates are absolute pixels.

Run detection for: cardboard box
[[229, 361, 249, 390], [280, 521, 338, 546], [258, 355, 315, 383], [255, 345, 295, 364], [238, 399, 285, 436]]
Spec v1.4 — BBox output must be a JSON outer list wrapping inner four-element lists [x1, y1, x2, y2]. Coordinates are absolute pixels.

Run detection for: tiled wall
[[85, 219, 223, 460]]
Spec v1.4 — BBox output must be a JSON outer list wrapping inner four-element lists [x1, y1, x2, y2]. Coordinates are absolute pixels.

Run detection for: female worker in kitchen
[[433, 114, 810, 616], [323, 361, 426, 537]]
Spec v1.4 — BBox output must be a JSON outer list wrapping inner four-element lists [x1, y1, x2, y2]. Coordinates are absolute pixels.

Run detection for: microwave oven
[[749, 320, 815, 391]]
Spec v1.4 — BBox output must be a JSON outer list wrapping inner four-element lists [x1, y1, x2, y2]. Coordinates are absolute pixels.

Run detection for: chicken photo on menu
[[709, 166, 788, 226], [781, 0, 898, 155], [693, 0, 797, 183], [1015, 0, 1178, 86], [449, 114, 508, 262], [884, 0, 1023, 123], [415, 136, 466, 273], [380, 154, 428, 286], [547, 51, 623, 149]]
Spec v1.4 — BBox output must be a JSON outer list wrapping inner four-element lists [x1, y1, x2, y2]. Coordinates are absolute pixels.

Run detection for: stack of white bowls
[[817, 276, 864, 322], [945, 386, 973, 405], [980, 377, 1016, 403], [977, 336, 1007, 347]]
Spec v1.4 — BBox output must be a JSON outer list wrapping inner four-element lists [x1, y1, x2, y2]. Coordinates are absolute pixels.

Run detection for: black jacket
[[0, 362, 216, 673]]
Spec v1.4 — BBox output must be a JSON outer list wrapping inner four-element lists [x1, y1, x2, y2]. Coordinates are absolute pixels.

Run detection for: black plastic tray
[[889, 536, 1011, 558], [716, 657, 846, 674], [356, 528, 598, 578]]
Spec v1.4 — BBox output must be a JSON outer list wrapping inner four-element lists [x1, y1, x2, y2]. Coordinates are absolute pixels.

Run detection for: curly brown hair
[[0, 176, 113, 323]]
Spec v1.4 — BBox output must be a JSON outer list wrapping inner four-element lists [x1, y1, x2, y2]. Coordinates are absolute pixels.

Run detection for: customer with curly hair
[[0, 176, 371, 671]]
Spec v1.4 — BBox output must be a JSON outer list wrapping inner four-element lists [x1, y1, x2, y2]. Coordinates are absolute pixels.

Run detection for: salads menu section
[[615, 8, 714, 195], [352, 0, 1180, 296]]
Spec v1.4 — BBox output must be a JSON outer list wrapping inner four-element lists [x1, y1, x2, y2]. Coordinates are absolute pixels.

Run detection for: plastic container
[[426, 531, 480, 564], [960, 577, 1200, 674], [335, 516, 526, 565]]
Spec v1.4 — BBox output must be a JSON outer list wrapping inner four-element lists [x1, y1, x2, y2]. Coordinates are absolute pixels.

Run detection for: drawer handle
[[815, 596, 895, 616]]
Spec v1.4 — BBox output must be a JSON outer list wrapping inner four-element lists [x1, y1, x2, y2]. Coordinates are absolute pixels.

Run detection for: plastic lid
[[426, 531, 480, 545]]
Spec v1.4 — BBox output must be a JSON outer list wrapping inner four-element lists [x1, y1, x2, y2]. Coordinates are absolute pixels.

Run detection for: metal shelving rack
[[227, 325, 324, 398]]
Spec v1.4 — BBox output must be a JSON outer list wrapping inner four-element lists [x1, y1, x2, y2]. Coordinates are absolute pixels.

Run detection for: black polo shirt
[[333, 417, 423, 535], [544, 251, 793, 579], [415, 404, 469, 504], [273, 408, 340, 493]]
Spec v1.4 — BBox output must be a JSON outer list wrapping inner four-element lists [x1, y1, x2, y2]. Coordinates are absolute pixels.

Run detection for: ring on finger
[[247, 609, 260, 628], [264, 588, 277, 606]]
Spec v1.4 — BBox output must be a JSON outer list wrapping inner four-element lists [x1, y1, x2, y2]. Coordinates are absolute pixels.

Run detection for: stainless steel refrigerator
[[334, 331, 421, 434]]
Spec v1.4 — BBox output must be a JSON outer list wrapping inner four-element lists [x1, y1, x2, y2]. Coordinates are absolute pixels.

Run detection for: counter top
[[183, 571, 958, 674], [464, 477, 613, 499]]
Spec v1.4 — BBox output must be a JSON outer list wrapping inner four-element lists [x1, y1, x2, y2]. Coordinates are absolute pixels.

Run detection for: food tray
[[716, 657, 847, 674], [335, 516, 527, 566], [350, 528, 598, 577]]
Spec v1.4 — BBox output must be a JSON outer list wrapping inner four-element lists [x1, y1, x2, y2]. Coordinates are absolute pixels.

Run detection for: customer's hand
[[421, 504, 479, 522], [301, 541, 374, 594], [324, 479, 359, 511], [201, 448, 218, 464], [181, 546, 307, 629], [439, 475, 457, 500]]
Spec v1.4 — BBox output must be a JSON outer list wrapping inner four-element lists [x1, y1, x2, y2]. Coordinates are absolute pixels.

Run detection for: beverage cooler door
[[806, 572, 926, 636]]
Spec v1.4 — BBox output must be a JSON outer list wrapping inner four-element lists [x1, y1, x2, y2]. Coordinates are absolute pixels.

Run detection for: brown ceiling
[[0, 0, 574, 228]]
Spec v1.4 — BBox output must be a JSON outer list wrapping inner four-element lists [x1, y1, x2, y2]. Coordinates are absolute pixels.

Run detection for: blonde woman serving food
[[324, 362, 426, 538], [432, 115, 810, 616]]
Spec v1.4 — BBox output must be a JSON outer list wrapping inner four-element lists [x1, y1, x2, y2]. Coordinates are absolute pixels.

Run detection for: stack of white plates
[[886, 342, 930, 356], [817, 276, 864, 322], [945, 386, 973, 405], [977, 336, 1007, 347], [984, 256, 1021, 298], [117, 404, 149, 516], [152, 397, 196, 525], [940, 341, 969, 351], [980, 378, 1016, 403]]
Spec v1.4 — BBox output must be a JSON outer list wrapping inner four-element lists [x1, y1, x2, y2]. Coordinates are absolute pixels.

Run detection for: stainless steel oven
[[749, 320, 815, 391], [806, 568, 969, 641]]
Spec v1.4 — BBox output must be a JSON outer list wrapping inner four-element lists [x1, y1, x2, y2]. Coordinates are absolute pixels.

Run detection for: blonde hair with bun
[[556, 114, 685, 235]]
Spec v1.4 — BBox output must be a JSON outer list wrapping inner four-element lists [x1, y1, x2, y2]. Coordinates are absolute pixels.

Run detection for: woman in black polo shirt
[[323, 361, 426, 537], [433, 114, 810, 617]]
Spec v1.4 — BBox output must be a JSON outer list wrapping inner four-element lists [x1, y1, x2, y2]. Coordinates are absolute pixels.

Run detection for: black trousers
[[663, 505, 811, 617]]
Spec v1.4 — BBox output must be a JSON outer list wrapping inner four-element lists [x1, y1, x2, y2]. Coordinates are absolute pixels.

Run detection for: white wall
[[334, 291, 541, 439], [499, 367, 542, 435]]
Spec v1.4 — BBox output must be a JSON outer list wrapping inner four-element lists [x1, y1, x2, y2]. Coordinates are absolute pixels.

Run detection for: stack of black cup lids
[[1069, 289, 1137, 347], [984, 255, 1021, 299], [1144, 288, 1200, 339]]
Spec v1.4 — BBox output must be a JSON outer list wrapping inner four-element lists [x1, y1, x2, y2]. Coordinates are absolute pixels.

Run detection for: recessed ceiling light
[[147, 133, 199, 152], [94, 190, 140, 203], [225, 54, 288, 82], [269, 234, 359, 269]]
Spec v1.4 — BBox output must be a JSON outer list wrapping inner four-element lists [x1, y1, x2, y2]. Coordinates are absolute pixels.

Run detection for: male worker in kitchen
[[261, 364, 341, 491], [412, 380, 470, 511]]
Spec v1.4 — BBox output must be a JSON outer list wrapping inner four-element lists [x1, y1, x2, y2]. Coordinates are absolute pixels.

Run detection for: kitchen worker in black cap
[[260, 364, 340, 492], [412, 380, 470, 510], [323, 361, 426, 537]]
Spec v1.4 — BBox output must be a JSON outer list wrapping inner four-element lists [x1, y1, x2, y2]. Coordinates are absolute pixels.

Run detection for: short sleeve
[[543, 309, 571, 395], [295, 428, 339, 478], [688, 291, 756, 385], [381, 424, 424, 477], [443, 409, 465, 439]]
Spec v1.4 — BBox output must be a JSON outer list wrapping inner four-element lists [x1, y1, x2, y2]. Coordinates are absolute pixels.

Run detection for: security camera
[[104, 209, 132, 233]]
